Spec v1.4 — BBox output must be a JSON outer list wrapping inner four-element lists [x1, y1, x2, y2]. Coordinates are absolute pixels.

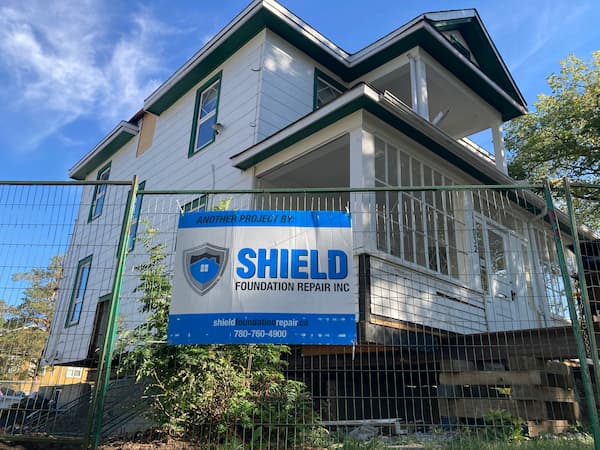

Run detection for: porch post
[[409, 54, 429, 120], [349, 127, 376, 251], [492, 120, 508, 174]]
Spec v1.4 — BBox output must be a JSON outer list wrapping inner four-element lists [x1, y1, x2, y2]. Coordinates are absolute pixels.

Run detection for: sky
[[0, 0, 598, 181]]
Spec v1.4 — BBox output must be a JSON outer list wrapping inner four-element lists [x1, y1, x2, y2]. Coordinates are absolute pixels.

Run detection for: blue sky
[[0, 0, 598, 181]]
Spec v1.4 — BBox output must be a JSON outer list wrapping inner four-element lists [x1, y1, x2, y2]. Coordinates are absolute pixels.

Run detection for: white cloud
[[0, 0, 169, 152]]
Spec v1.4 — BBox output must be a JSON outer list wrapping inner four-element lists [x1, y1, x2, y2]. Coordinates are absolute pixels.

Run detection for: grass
[[443, 434, 594, 450]]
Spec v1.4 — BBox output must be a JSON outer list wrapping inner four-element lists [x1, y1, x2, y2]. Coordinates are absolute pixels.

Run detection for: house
[[43, 0, 579, 426]]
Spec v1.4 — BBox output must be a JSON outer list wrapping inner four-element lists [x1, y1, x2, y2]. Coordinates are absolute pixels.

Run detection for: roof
[[69, 121, 138, 180], [144, 1, 526, 119], [71, 0, 527, 180]]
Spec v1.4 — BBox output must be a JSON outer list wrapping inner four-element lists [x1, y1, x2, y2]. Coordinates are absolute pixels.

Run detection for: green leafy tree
[[505, 51, 600, 228], [120, 224, 320, 445], [0, 255, 64, 379]]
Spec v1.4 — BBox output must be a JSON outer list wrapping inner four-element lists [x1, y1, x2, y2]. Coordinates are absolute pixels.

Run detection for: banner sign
[[168, 210, 356, 345]]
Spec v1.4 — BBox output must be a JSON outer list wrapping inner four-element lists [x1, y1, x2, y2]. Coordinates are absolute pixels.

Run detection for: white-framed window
[[314, 69, 344, 110], [66, 255, 92, 326], [65, 367, 83, 379], [374, 136, 464, 279], [189, 73, 221, 156], [89, 163, 111, 221]]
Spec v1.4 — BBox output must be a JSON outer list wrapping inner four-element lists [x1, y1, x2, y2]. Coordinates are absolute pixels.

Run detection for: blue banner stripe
[[178, 210, 351, 229], [168, 312, 356, 345]]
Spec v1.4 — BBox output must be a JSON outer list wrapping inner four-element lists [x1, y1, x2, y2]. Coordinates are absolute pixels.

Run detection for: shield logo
[[183, 243, 229, 295]]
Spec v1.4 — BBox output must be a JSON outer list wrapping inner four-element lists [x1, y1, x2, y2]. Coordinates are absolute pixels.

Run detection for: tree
[[505, 51, 600, 228], [119, 225, 321, 446], [0, 255, 64, 379]]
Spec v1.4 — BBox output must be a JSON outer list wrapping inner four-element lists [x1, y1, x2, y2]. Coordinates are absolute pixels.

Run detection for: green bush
[[118, 224, 322, 446]]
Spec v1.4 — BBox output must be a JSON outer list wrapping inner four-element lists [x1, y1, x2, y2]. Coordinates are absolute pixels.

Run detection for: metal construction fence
[[0, 179, 599, 449]]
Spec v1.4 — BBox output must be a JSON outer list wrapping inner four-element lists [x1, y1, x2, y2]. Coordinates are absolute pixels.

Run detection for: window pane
[[72, 302, 82, 324], [476, 223, 489, 293], [93, 195, 104, 218], [488, 229, 506, 277], [374, 138, 386, 183], [316, 77, 342, 108], [376, 190, 387, 251], [196, 115, 217, 148], [387, 145, 398, 186], [423, 166, 433, 206], [389, 191, 400, 257], [402, 195, 414, 262], [200, 85, 219, 118], [400, 152, 410, 186], [77, 264, 90, 299]]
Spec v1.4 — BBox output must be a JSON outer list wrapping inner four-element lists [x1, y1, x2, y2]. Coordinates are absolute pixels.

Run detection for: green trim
[[146, 8, 525, 121], [71, 130, 135, 180], [188, 71, 222, 158], [65, 255, 93, 328], [127, 180, 146, 252], [234, 93, 501, 185], [313, 68, 347, 110], [88, 162, 112, 223]]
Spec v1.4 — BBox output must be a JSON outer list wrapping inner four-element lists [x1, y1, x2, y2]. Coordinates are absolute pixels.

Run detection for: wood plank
[[439, 398, 547, 420], [512, 385, 576, 403], [527, 420, 570, 436], [439, 359, 475, 372], [301, 344, 393, 357], [439, 370, 542, 386]]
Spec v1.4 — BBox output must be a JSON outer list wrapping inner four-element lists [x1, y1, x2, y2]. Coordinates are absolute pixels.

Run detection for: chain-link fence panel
[[0, 181, 132, 446], [98, 185, 598, 448]]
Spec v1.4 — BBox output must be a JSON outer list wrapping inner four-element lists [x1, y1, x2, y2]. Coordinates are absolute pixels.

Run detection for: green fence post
[[83, 176, 139, 449], [543, 180, 600, 450], [563, 178, 600, 396]]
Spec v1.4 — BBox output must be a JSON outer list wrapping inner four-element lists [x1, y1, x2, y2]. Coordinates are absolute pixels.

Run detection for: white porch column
[[349, 127, 376, 251], [409, 54, 429, 120], [492, 120, 508, 174]]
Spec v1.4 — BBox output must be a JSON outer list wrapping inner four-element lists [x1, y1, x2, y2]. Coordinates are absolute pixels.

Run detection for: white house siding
[[369, 256, 487, 334], [45, 32, 269, 365], [257, 30, 346, 141]]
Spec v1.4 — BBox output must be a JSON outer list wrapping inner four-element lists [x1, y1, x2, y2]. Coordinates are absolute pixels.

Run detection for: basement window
[[189, 72, 222, 156], [182, 195, 207, 213]]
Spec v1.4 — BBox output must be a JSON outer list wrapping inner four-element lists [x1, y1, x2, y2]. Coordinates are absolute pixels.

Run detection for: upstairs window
[[89, 162, 111, 222], [189, 73, 222, 156], [66, 255, 92, 327], [313, 69, 345, 110], [127, 181, 146, 252]]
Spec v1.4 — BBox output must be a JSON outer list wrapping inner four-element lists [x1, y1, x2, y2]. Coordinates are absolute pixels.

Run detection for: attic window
[[450, 36, 471, 60], [313, 69, 346, 110]]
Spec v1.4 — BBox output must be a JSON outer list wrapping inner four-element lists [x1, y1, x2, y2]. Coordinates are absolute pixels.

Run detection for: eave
[[231, 83, 511, 186], [231, 84, 574, 234], [69, 121, 139, 180], [144, 1, 526, 121]]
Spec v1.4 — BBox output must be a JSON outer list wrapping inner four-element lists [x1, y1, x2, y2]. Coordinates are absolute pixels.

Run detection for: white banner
[[168, 210, 356, 345]]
